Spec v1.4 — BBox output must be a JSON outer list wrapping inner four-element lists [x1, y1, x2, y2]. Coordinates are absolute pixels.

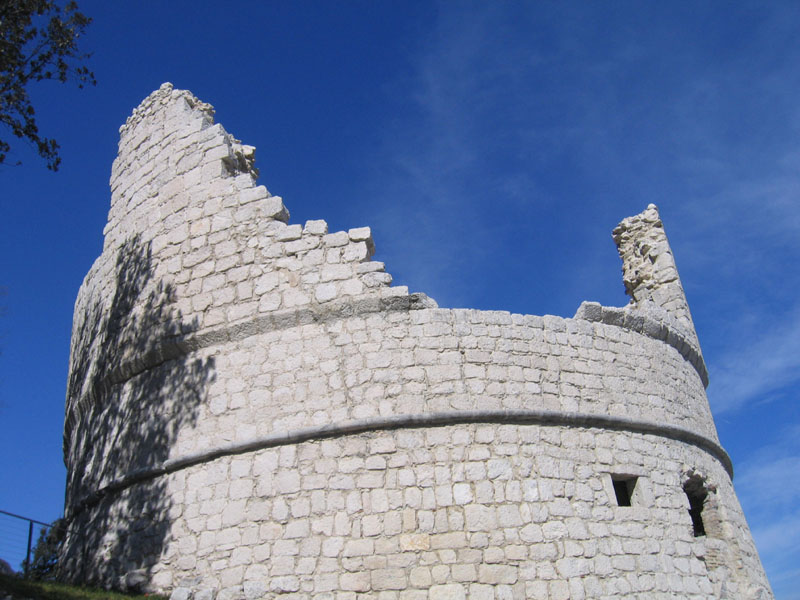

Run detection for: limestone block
[[371, 569, 407, 591], [464, 505, 497, 531], [269, 576, 300, 593], [478, 564, 518, 585], [496, 505, 523, 527], [304, 220, 328, 235], [169, 588, 192, 600], [321, 264, 352, 282], [276, 224, 303, 241], [363, 272, 393, 287], [323, 231, 350, 247], [339, 572, 370, 592], [285, 237, 319, 255], [343, 242, 370, 262], [357, 261, 385, 273], [431, 532, 467, 550], [282, 288, 310, 307], [241, 580, 266, 600], [429, 584, 466, 600], [239, 185, 269, 204], [343, 539, 374, 557], [400, 534, 431, 551], [314, 283, 338, 303], [274, 471, 300, 494], [347, 226, 371, 241]]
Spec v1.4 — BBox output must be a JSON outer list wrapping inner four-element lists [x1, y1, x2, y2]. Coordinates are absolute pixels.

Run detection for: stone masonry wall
[[60, 85, 773, 599]]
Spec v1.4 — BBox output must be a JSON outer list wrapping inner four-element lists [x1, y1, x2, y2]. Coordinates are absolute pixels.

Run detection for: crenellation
[[60, 85, 772, 599]]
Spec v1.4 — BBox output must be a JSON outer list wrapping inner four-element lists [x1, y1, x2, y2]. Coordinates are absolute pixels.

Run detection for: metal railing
[[0, 509, 54, 577]]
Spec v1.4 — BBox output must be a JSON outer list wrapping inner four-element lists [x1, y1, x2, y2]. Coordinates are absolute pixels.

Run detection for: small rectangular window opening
[[612, 475, 637, 506], [683, 480, 708, 537]]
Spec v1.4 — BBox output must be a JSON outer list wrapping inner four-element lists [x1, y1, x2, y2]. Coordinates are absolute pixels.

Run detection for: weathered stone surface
[[59, 85, 773, 600], [429, 584, 466, 600], [169, 587, 191, 600]]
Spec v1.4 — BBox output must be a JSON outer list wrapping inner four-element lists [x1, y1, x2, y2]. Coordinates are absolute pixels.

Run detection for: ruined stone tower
[[61, 84, 772, 599]]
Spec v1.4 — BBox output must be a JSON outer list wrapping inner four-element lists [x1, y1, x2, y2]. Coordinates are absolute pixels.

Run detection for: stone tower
[[61, 84, 772, 599]]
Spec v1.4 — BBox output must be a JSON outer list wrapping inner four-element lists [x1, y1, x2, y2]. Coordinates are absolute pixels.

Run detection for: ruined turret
[[60, 85, 772, 599]]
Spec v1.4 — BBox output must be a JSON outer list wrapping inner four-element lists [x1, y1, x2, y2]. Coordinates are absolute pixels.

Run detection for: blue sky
[[0, 1, 798, 595]]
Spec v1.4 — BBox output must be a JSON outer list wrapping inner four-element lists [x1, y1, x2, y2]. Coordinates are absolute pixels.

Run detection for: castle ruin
[[60, 84, 773, 599]]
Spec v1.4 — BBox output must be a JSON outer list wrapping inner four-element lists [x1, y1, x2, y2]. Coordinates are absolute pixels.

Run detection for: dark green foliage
[[27, 518, 66, 580], [0, 573, 168, 600], [0, 0, 95, 170]]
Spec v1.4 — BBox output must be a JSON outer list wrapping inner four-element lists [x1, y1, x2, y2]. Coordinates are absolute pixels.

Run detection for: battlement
[[60, 86, 772, 599]]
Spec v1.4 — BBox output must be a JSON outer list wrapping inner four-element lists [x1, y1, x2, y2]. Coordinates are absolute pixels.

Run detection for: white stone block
[[464, 505, 497, 531], [169, 587, 191, 600], [343, 242, 370, 262], [304, 219, 328, 235], [269, 576, 300, 593], [429, 584, 465, 600], [276, 223, 303, 241], [323, 231, 350, 247], [315, 283, 337, 303], [347, 226, 371, 241], [239, 185, 269, 204]]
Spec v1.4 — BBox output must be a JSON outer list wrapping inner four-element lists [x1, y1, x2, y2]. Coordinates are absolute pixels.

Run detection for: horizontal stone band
[[67, 408, 732, 517], [575, 302, 709, 387], [63, 292, 434, 455], [65, 295, 707, 457]]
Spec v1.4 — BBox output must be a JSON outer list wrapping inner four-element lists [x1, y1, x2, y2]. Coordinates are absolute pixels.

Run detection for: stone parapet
[[574, 301, 708, 387]]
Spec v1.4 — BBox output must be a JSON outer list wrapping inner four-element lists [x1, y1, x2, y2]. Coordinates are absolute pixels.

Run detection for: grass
[[0, 574, 168, 600]]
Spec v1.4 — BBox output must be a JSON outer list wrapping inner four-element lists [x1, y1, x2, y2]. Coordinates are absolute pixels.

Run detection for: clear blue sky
[[1, 1, 798, 595]]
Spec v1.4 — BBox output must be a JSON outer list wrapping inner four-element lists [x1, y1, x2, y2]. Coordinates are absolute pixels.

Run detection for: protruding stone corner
[[348, 226, 376, 257], [613, 204, 700, 345], [262, 195, 290, 223], [409, 292, 439, 310], [574, 301, 603, 322]]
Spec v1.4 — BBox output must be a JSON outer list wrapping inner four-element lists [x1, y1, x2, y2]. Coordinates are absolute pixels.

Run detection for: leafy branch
[[0, 0, 95, 170]]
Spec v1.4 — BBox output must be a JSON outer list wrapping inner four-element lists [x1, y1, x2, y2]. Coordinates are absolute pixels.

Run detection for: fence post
[[0, 509, 53, 576], [24, 520, 34, 578]]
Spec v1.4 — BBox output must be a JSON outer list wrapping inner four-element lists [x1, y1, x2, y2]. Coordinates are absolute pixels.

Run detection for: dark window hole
[[612, 476, 637, 506], [683, 479, 708, 537]]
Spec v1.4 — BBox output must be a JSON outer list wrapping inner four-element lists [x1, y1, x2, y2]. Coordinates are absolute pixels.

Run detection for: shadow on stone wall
[[61, 236, 215, 591]]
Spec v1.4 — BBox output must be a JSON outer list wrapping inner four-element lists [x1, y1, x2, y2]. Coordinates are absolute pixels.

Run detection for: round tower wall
[[60, 86, 773, 599], [61, 422, 766, 599]]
